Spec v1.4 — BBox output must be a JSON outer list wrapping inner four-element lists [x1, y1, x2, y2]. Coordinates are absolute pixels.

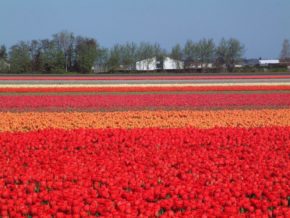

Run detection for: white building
[[259, 59, 280, 66], [136, 57, 157, 71], [136, 57, 184, 71], [163, 57, 184, 70]]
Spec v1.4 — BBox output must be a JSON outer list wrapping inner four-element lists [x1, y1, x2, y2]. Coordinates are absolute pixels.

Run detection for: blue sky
[[1, 0, 289, 58]]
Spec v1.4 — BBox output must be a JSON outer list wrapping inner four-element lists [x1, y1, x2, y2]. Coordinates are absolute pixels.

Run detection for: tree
[[106, 42, 166, 71], [170, 43, 183, 60], [9, 41, 31, 72], [216, 38, 244, 71], [30, 40, 43, 71], [135, 42, 166, 70], [40, 39, 65, 72], [120, 42, 138, 69], [280, 39, 290, 61], [183, 40, 198, 61], [106, 43, 139, 70], [94, 47, 109, 72], [137, 42, 166, 60], [196, 38, 215, 69], [75, 37, 100, 73], [0, 45, 9, 72], [0, 45, 8, 60], [137, 42, 153, 60], [106, 44, 122, 70], [226, 38, 244, 71], [152, 43, 166, 60], [215, 38, 227, 67], [53, 31, 75, 72]]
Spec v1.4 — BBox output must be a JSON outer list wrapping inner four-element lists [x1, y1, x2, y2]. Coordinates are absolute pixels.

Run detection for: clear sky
[[1, 0, 289, 58]]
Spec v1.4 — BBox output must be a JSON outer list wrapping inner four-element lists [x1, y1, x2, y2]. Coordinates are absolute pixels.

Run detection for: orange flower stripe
[[1, 109, 290, 132]]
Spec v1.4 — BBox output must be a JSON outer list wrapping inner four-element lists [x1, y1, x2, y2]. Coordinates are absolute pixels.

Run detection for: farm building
[[163, 57, 184, 70], [258, 59, 280, 66], [136, 57, 184, 71], [136, 57, 158, 71]]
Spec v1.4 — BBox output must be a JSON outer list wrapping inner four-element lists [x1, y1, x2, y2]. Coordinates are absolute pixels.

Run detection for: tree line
[[1, 31, 288, 74], [0, 31, 102, 73]]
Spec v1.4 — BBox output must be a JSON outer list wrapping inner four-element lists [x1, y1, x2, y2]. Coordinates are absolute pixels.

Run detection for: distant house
[[136, 57, 184, 71], [136, 57, 157, 71], [258, 59, 280, 66], [163, 57, 184, 70]]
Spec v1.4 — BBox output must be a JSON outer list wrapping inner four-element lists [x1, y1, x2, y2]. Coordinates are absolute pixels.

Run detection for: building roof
[[259, 59, 280, 64]]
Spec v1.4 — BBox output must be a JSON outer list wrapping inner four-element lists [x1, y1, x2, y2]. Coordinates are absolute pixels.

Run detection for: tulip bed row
[[0, 77, 290, 217], [0, 127, 289, 218], [0, 109, 290, 132], [1, 85, 290, 93], [1, 93, 290, 111]]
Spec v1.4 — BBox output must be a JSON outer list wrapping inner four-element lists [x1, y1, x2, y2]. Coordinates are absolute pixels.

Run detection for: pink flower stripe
[[1, 93, 290, 110], [1, 85, 290, 93], [1, 75, 290, 80], [0, 127, 289, 217]]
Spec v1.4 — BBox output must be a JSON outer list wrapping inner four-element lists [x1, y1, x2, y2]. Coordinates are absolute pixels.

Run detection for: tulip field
[[0, 75, 290, 217]]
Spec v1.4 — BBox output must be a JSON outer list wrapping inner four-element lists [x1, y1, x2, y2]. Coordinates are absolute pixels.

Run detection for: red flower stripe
[[0, 127, 289, 217], [1, 93, 290, 110], [1, 85, 290, 93]]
